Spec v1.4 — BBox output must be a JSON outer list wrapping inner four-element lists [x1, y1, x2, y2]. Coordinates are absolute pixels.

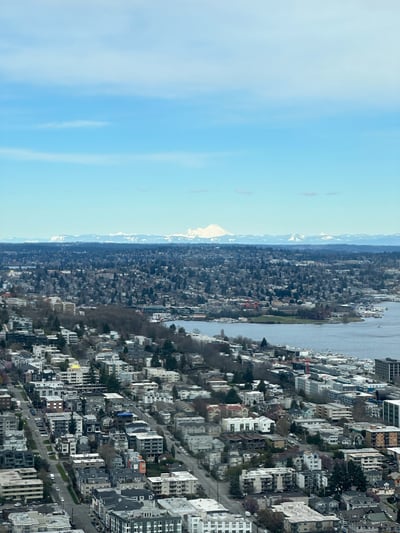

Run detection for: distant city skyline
[[1, 2, 400, 239]]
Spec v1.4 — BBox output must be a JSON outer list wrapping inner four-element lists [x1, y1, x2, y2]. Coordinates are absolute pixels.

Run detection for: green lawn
[[249, 315, 322, 324]]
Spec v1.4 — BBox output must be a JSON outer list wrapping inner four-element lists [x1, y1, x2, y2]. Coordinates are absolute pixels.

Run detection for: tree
[[348, 460, 367, 492], [225, 388, 242, 404], [260, 337, 268, 349], [257, 509, 284, 533], [275, 415, 290, 437], [257, 379, 266, 394], [243, 496, 258, 515], [329, 461, 352, 496], [56, 334, 66, 351], [243, 364, 254, 384], [59, 359, 69, 372], [165, 354, 178, 371], [69, 412, 77, 435], [151, 353, 162, 367], [162, 339, 175, 356], [98, 443, 117, 470], [227, 467, 243, 497]]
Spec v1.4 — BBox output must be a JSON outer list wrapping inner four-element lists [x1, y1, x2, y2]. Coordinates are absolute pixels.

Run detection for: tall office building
[[375, 358, 400, 382]]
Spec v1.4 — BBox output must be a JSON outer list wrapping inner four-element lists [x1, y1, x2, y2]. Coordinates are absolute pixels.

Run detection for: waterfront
[[169, 301, 400, 360]]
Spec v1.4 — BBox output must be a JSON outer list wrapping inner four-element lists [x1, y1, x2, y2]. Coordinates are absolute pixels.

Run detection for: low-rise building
[[364, 425, 400, 449], [46, 412, 83, 437], [316, 402, 353, 422], [108, 503, 182, 533], [271, 501, 339, 533], [76, 467, 111, 500], [221, 416, 273, 433], [239, 468, 295, 494], [147, 471, 199, 497], [0, 468, 43, 501], [341, 448, 384, 471], [8, 508, 73, 533]]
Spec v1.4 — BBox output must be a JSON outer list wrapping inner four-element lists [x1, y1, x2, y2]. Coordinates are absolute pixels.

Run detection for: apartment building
[[0, 413, 18, 436], [364, 425, 400, 449], [239, 468, 295, 494], [108, 505, 182, 533], [221, 416, 273, 433], [188, 512, 252, 533], [46, 412, 83, 437], [271, 502, 339, 533], [341, 448, 384, 471], [147, 471, 199, 497], [375, 358, 400, 382], [0, 468, 43, 501], [316, 403, 353, 421], [9, 509, 72, 533], [134, 432, 164, 457], [383, 400, 400, 427]]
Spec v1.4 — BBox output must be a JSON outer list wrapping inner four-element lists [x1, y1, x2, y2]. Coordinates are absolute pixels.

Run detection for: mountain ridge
[[2, 230, 400, 246]]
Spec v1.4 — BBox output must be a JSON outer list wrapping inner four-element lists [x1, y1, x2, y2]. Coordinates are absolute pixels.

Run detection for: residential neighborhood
[[0, 245, 399, 532]]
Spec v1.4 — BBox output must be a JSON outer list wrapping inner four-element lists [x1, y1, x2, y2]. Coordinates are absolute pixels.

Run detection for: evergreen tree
[[69, 412, 77, 435], [243, 364, 254, 384], [225, 387, 242, 404], [260, 337, 268, 349], [165, 354, 178, 371], [151, 353, 162, 367], [348, 460, 367, 492], [257, 380, 266, 393]]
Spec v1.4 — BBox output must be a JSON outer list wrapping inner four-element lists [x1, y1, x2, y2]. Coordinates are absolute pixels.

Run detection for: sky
[[1, 0, 400, 239]]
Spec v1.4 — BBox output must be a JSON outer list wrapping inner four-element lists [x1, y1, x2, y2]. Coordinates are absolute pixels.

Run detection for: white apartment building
[[58, 362, 91, 385], [221, 416, 273, 433], [240, 468, 295, 494], [240, 391, 264, 406], [46, 412, 83, 437], [60, 328, 79, 344], [302, 451, 322, 471], [147, 471, 199, 497], [271, 502, 339, 533], [0, 468, 43, 501], [294, 375, 330, 397], [34, 381, 65, 398], [188, 512, 252, 533], [9, 510, 73, 533], [341, 448, 384, 471], [2, 431, 27, 451], [134, 432, 164, 457], [145, 368, 180, 383], [141, 391, 174, 406]]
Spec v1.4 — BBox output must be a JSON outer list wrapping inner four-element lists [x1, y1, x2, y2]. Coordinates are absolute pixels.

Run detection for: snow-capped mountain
[[1, 227, 400, 246]]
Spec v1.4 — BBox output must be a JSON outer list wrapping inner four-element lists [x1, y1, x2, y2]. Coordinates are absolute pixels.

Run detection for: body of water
[[168, 301, 400, 360]]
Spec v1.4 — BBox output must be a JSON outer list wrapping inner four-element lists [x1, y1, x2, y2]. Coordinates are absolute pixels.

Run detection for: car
[[55, 487, 60, 491]]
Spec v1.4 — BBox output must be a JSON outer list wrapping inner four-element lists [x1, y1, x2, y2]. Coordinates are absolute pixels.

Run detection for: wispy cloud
[[300, 191, 341, 197], [235, 189, 253, 196], [36, 120, 109, 129], [1, 2, 400, 105], [0, 146, 226, 167]]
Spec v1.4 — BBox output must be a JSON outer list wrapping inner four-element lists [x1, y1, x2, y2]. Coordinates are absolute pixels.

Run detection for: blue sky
[[1, 1, 400, 239]]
